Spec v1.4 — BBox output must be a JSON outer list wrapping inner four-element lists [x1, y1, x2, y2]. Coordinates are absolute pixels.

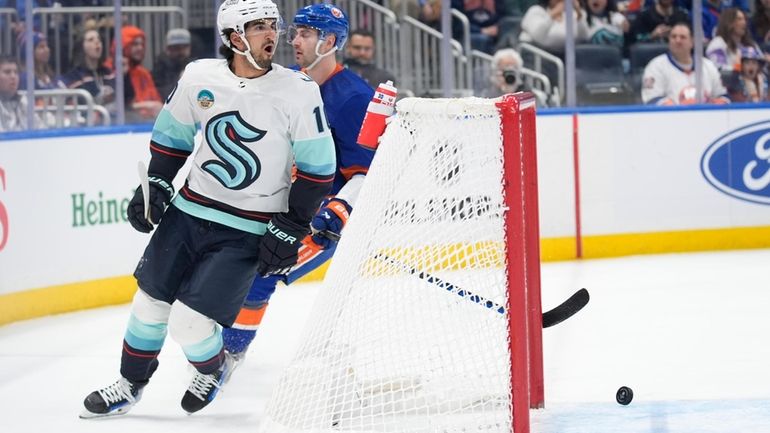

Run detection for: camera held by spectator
[[483, 49, 525, 97], [502, 68, 520, 87], [481, 48, 550, 106]]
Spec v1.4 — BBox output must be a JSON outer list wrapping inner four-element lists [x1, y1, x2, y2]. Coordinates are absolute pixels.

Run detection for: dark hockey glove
[[310, 198, 351, 249], [257, 214, 310, 276], [126, 175, 174, 233]]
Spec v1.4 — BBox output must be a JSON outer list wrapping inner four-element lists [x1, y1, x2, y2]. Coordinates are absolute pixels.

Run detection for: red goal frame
[[497, 92, 544, 433]]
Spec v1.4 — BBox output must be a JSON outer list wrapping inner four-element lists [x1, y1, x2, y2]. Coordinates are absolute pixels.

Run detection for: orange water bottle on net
[[357, 80, 397, 151]]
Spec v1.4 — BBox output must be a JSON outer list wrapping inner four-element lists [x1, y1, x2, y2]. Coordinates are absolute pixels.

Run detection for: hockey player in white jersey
[[642, 21, 730, 105], [80, 0, 336, 418]]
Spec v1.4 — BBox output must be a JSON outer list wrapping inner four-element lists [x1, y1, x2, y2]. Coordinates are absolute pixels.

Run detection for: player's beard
[[254, 55, 272, 70], [251, 41, 275, 70]]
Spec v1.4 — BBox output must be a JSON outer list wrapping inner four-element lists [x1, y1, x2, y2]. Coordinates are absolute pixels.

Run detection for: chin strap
[[232, 34, 265, 71], [305, 40, 337, 71]]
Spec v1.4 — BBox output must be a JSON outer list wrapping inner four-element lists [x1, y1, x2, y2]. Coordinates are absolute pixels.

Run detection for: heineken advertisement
[[0, 131, 154, 296], [71, 191, 132, 228]]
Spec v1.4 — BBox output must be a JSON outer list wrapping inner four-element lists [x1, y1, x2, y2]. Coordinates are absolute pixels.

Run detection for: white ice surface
[[1, 249, 769, 433]]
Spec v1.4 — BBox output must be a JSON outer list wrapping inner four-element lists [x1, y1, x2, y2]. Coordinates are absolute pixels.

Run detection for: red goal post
[[259, 93, 543, 433], [499, 93, 544, 433]]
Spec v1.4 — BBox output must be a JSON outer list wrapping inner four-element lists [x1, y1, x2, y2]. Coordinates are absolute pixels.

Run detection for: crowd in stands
[[0, 0, 195, 131], [3, 0, 770, 133]]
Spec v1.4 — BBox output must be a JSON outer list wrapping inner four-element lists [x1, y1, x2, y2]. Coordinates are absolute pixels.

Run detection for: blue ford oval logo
[[701, 121, 770, 205]]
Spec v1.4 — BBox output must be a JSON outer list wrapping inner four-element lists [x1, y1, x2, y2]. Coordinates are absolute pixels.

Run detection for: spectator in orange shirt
[[107, 25, 162, 123]]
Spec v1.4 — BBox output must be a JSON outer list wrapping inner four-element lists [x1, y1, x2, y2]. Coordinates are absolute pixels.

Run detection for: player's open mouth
[[264, 44, 274, 54]]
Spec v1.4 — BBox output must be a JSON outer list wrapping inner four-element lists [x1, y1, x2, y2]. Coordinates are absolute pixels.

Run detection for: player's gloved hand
[[257, 214, 310, 276], [310, 198, 351, 249], [126, 175, 174, 233]]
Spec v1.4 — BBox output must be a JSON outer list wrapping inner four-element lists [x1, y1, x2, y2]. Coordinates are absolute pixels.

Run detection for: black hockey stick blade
[[542, 288, 589, 328]]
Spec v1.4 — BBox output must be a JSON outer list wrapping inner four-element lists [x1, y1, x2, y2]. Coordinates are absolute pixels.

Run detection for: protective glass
[[244, 18, 285, 37], [286, 25, 320, 44]]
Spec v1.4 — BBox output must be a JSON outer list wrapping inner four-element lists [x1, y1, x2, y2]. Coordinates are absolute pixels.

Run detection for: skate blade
[[79, 406, 132, 419]]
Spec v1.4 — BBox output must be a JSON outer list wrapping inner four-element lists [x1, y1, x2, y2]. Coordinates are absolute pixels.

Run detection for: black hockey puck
[[616, 386, 633, 405]]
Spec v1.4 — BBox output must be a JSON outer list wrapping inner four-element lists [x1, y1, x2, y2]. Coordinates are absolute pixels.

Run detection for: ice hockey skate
[[80, 377, 145, 419], [181, 352, 235, 414]]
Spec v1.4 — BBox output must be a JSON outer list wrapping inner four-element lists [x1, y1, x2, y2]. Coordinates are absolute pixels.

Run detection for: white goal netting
[[259, 96, 536, 433]]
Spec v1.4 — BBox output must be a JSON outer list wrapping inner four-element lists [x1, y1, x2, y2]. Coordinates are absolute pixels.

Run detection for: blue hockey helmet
[[292, 4, 349, 50]]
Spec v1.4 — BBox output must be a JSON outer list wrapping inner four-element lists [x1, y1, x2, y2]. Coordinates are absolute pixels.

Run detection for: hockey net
[[259, 94, 543, 433]]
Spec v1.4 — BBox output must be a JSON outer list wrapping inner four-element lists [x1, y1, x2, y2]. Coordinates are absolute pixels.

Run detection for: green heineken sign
[[72, 192, 132, 227]]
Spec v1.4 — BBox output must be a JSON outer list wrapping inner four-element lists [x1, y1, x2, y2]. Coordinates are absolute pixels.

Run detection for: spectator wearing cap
[[18, 31, 65, 128], [106, 24, 162, 123], [343, 29, 396, 89], [728, 46, 770, 102], [152, 28, 194, 101], [18, 31, 63, 92]]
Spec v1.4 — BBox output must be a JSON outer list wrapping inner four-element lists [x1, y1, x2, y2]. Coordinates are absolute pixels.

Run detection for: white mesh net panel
[[260, 97, 520, 433]]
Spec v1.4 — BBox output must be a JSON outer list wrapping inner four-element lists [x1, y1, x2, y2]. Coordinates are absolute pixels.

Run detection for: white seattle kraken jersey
[[641, 53, 728, 105], [150, 59, 336, 234]]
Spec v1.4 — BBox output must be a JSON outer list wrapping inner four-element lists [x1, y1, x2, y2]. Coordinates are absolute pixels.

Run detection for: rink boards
[[1, 103, 770, 323]]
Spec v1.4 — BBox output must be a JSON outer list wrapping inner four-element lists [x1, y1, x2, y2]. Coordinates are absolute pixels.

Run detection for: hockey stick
[[373, 252, 506, 313], [372, 252, 589, 328], [137, 161, 150, 220], [315, 230, 590, 326], [542, 288, 589, 328]]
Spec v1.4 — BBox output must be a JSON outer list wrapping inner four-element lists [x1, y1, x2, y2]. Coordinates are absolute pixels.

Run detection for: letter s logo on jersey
[[701, 121, 770, 205], [204, 111, 266, 190]]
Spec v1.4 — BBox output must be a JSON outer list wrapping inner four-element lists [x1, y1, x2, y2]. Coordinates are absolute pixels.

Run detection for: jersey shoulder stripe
[[151, 110, 196, 153], [293, 135, 337, 176]]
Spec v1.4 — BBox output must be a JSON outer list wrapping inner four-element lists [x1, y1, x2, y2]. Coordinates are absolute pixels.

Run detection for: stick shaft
[[137, 161, 150, 220], [374, 253, 588, 328]]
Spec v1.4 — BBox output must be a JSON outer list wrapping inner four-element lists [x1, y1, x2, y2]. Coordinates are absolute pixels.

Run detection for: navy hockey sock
[[222, 327, 257, 354]]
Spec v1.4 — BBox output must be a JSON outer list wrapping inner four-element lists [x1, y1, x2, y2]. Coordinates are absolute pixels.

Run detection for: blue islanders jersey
[[294, 64, 375, 195]]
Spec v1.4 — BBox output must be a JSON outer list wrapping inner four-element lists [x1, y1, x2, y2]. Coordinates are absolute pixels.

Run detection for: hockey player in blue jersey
[[80, 0, 336, 418], [221, 3, 377, 368]]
